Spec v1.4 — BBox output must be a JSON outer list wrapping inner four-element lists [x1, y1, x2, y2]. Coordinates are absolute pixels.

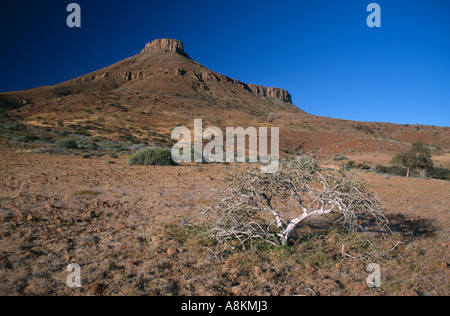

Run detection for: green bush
[[375, 165, 418, 177], [128, 147, 176, 166], [333, 155, 348, 161], [427, 168, 450, 180], [357, 163, 371, 170], [54, 138, 78, 149], [14, 135, 39, 143]]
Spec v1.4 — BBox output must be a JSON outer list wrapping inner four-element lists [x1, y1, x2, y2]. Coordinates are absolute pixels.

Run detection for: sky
[[0, 0, 449, 126]]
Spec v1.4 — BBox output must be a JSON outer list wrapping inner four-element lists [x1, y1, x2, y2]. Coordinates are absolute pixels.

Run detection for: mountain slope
[[0, 39, 296, 114], [0, 39, 448, 157]]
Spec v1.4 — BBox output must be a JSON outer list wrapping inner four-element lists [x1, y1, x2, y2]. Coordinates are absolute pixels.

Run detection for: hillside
[[0, 39, 449, 158]]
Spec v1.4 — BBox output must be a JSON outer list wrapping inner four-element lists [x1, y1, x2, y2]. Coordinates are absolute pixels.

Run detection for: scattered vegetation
[[345, 161, 371, 171], [128, 146, 176, 166], [14, 135, 39, 143], [54, 138, 79, 149], [375, 165, 418, 178], [333, 155, 348, 161], [426, 168, 450, 181]]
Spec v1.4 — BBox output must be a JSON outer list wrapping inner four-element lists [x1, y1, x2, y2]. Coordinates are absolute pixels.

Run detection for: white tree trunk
[[282, 209, 333, 244]]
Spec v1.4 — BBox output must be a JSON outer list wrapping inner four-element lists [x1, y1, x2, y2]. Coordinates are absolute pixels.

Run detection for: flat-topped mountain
[[0, 39, 294, 111]]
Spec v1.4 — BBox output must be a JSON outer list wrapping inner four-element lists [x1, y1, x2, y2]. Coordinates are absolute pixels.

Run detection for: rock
[[88, 283, 104, 295], [167, 247, 178, 256], [225, 257, 239, 268], [150, 236, 162, 243], [229, 272, 239, 280], [246, 84, 292, 104], [440, 262, 448, 271], [401, 289, 419, 297], [264, 272, 276, 280], [141, 39, 187, 57], [83, 211, 97, 220], [126, 260, 140, 267], [305, 263, 318, 274], [114, 224, 125, 231], [253, 266, 263, 276], [231, 285, 243, 296], [353, 282, 368, 295]]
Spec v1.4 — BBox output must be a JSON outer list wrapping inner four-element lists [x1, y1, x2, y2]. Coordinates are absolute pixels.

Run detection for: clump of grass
[[285, 155, 319, 171], [54, 138, 78, 149], [71, 190, 101, 196], [14, 135, 39, 143], [128, 146, 176, 166], [333, 155, 348, 161]]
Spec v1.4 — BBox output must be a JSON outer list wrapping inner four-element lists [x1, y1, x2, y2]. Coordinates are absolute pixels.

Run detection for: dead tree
[[203, 156, 389, 253]]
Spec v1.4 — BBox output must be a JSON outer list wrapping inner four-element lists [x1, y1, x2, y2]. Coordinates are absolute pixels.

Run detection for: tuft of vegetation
[[71, 190, 101, 196], [333, 155, 348, 161], [427, 168, 450, 181], [54, 138, 78, 149], [14, 135, 39, 143], [128, 146, 176, 166]]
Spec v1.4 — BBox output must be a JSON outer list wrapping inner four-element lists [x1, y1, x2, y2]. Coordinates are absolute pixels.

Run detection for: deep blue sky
[[0, 0, 449, 126]]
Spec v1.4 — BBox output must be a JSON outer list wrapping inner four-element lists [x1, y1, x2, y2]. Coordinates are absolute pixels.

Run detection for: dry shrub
[[202, 157, 389, 256]]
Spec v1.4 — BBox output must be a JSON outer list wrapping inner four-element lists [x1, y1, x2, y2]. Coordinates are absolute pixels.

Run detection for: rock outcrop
[[141, 39, 187, 56], [247, 84, 292, 104]]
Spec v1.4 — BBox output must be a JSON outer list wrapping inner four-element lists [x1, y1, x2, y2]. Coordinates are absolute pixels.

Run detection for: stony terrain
[[0, 144, 448, 296]]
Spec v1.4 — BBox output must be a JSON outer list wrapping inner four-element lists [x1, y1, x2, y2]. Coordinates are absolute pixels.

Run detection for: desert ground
[[0, 142, 448, 296]]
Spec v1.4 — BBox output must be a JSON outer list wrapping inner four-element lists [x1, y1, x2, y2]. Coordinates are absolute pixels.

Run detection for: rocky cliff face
[[141, 39, 187, 57], [247, 84, 292, 104]]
